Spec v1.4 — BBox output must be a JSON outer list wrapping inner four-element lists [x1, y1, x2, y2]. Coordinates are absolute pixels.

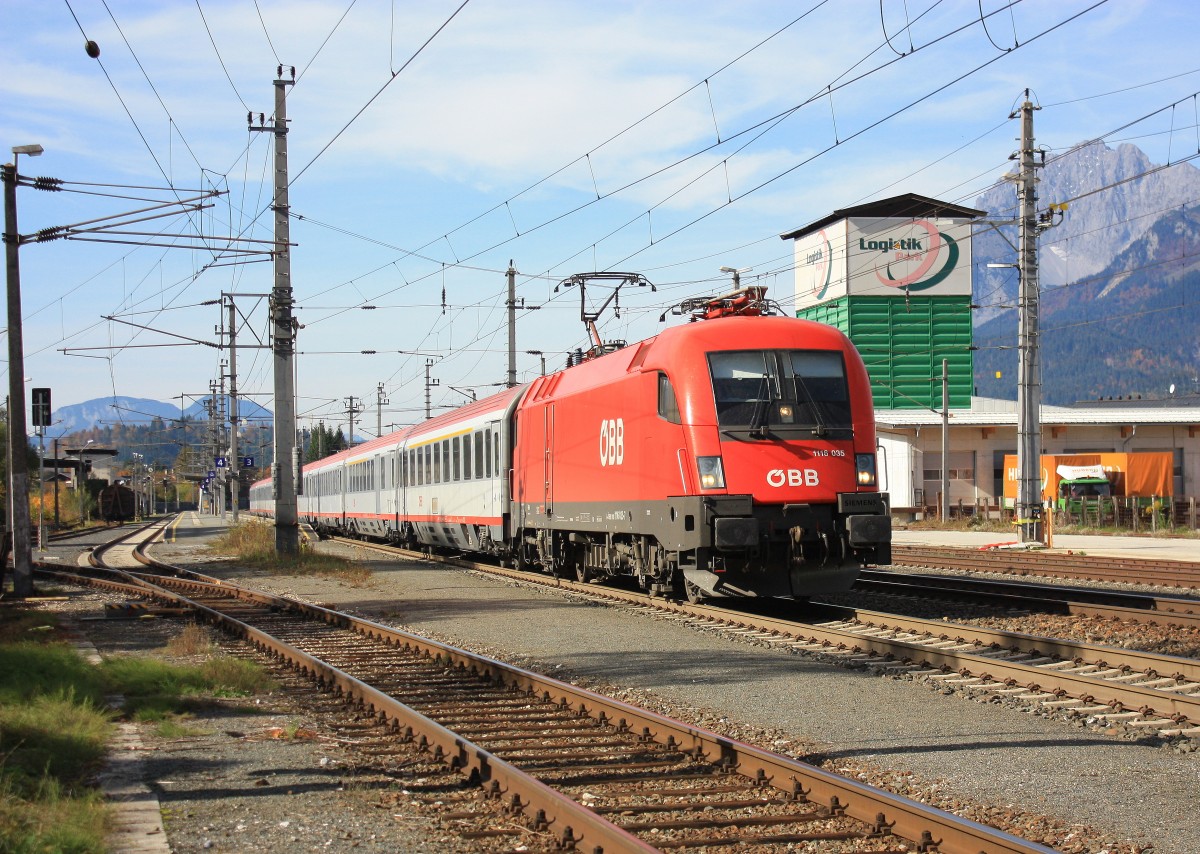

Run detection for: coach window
[[452, 436, 461, 481], [657, 372, 681, 423], [484, 429, 492, 477], [463, 434, 472, 480], [474, 431, 484, 478], [442, 441, 450, 484], [494, 431, 501, 477]]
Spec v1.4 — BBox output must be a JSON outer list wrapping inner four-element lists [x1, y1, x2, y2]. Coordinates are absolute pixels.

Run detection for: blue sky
[[3, 0, 1198, 436]]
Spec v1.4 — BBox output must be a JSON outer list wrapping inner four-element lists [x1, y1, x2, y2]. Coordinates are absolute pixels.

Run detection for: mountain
[[53, 396, 184, 434], [971, 142, 1200, 403], [973, 142, 1200, 324], [53, 395, 272, 434], [974, 204, 1200, 404]]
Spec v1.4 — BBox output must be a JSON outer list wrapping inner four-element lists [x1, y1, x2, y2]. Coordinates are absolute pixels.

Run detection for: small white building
[[876, 396, 1200, 514]]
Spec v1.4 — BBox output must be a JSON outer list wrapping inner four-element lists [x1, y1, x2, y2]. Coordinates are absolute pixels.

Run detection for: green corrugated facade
[[798, 295, 972, 410]]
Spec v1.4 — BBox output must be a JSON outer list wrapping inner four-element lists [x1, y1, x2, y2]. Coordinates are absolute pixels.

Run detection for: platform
[[891, 528, 1199, 562]]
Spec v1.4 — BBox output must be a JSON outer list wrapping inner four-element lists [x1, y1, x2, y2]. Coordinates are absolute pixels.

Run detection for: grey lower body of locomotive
[[517, 492, 891, 599]]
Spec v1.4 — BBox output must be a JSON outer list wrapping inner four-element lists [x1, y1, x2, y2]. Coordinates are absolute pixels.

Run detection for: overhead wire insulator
[[32, 177, 63, 191]]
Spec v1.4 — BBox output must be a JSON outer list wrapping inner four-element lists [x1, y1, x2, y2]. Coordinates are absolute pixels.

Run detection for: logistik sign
[[861, 218, 959, 292]]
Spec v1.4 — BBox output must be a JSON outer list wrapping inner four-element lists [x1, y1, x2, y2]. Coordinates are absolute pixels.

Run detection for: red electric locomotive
[[511, 285, 889, 600], [252, 282, 890, 600]]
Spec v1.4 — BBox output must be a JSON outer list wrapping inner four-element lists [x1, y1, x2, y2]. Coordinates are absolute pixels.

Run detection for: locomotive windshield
[[709, 349, 851, 437]]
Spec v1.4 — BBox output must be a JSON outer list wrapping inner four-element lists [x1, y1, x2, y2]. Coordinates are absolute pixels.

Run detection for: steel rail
[[325, 538, 1200, 734], [890, 544, 1200, 589], [810, 604, 1200, 704], [74, 533, 1057, 852], [856, 570, 1200, 629]]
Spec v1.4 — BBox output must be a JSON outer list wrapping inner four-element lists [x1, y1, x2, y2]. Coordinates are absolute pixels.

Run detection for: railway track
[[856, 568, 1200, 629], [331, 537, 1200, 740], [890, 543, 1200, 589], [35, 522, 1057, 853]]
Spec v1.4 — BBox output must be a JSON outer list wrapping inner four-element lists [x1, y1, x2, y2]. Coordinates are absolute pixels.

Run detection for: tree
[[305, 423, 346, 462]]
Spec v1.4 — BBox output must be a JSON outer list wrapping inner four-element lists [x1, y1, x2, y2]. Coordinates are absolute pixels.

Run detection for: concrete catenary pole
[[345, 396, 362, 448], [227, 297, 239, 522], [1015, 93, 1044, 544], [940, 359, 949, 523], [375, 383, 388, 438], [252, 70, 299, 554], [506, 263, 517, 388], [3, 158, 34, 597], [424, 360, 439, 420]]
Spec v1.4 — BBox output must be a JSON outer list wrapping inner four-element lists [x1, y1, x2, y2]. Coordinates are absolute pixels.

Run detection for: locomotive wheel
[[575, 560, 591, 583], [683, 579, 707, 604]]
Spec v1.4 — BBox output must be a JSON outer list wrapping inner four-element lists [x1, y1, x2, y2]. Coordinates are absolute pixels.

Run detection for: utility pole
[[344, 396, 364, 447], [227, 297, 239, 522], [251, 67, 299, 554], [1014, 91, 1044, 544], [206, 389, 217, 515], [940, 359, 949, 523], [506, 263, 517, 388], [424, 359, 439, 420], [217, 362, 227, 519], [4, 146, 41, 598], [375, 383, 388, 437]]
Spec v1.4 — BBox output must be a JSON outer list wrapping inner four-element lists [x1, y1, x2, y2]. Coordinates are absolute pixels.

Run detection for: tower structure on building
[[781, 193, 983, 410]]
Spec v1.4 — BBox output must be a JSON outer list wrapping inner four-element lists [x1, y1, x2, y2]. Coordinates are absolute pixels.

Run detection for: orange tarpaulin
[[1002, 452, 1173, 505]]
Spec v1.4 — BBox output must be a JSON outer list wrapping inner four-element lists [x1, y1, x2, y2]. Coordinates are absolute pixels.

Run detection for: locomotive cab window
[[709, 349, 852, 437], [657, 372, 681, 424]]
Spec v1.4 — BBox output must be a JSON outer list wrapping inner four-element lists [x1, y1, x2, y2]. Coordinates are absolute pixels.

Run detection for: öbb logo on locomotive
[[766, 469, 820, 488], [599, 417, 625, 466]]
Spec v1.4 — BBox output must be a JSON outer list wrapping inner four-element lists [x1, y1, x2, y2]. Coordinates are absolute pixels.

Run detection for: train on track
[[251, 284, 891, 599], [98, 480, 136, 525]]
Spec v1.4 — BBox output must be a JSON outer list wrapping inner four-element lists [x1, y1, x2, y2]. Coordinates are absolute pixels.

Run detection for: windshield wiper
[[747, 376, 771, 438], [790, 373, 829, 437]]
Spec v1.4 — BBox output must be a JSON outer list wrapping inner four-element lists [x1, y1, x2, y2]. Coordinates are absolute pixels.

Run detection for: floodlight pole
[[3, 145, 42, 598]]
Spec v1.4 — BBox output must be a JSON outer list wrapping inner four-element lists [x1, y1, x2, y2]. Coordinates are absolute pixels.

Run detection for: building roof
[[875, 397, 1200, 428], [780, 192, 986, 242]]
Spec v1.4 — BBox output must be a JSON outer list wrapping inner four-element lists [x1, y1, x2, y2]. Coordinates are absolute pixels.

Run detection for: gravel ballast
[[39, 521, 1200, 854], [144, 534, 1199, 854]]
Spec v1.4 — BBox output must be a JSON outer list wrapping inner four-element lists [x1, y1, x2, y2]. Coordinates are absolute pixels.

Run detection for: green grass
[[209, 521, 372, 583], [0, 637, 113, 853], [0, 616, 278, 853]]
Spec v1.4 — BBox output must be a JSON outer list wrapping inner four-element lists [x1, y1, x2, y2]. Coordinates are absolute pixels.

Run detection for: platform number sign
[[207, 470, 216, 479], [242, 456, 254, 468], [31, 388, 51, 428], [214, 456, 227, 468]]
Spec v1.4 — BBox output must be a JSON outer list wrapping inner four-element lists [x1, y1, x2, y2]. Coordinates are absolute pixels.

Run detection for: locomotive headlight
[[777, 404, 794, 423], [696, 456, 726, 490], [855, 453, 877, 486]]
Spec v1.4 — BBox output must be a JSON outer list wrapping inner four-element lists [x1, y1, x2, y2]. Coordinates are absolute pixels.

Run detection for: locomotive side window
[[657, 372, 681, 424], [709, 350, 851, 435]]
